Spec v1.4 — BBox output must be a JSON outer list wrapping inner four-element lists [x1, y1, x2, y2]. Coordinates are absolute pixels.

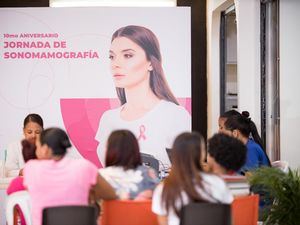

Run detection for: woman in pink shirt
[[7, 139, 37, 195], [23, 127, 116, 225]]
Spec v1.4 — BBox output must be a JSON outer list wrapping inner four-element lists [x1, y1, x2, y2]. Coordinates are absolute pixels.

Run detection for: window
[[220, 5, 237, 114]]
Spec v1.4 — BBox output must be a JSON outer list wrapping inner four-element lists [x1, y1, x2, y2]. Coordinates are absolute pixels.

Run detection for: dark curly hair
[[208, 133, 247, 172]]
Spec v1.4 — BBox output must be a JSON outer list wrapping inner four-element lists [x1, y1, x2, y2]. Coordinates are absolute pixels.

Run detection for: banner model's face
[[109, 37, 153, 89]]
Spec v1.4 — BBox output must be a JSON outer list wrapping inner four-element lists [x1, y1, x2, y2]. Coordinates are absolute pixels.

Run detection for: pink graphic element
[[177, 98, 192, 115], [137, 125, 146, 141], [60, 98, 119, 168], [60, 98, 191, 168]]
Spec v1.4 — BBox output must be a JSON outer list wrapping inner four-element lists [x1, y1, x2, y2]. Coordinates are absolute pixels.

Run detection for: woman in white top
[[152, 132, 233, 225], [95, 25, 191, 169], [5, 113, 43, 177], [99, 129, 159, 200]]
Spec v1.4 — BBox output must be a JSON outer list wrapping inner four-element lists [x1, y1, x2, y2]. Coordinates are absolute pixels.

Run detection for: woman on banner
[[5, 113, 43, 177], [95, 25, 191, 170]]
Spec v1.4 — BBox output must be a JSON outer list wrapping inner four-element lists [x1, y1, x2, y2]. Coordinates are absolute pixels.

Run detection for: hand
[[201, 162, 211, 172], [19, 168, 24, 176]]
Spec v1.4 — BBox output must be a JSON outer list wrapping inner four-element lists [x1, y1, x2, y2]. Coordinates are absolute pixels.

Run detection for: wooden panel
[[177, 0, 207, 139], [0, 0, 49, 7]]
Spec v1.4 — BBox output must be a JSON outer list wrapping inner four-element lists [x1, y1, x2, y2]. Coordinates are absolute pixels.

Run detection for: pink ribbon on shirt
[[138, 125, 146, 140]]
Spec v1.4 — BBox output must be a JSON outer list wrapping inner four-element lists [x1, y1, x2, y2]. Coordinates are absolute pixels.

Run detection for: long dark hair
[[111, 25, 179, 105], [162, 132, 206, 216], [40, 127, 71, 156], [21, 139, 37, 162], [105, 130, 141, 170], [224, 112, 271, 165]]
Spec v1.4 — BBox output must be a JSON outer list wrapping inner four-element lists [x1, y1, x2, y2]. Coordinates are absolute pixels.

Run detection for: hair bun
[[242, 111, 250, 118], [61, 139, 71, 148], [241, 111, 251, 123]]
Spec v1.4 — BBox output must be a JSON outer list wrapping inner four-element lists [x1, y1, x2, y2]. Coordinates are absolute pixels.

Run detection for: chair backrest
[[42, 205, 97, 225], [6, 190, 32, 225], [141, 153, 160, 174], [101, 200, 159, 225], [271, 160, 289, 173], [231, 194, 259, 225], [179, 202, 231, 225]]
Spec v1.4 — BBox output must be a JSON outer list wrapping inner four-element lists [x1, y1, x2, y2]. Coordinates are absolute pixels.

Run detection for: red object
[[101, 200, 159, 225], [232, 194, 259, 225]]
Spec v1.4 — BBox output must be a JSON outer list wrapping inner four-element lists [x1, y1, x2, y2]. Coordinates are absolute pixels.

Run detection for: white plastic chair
[[271, 160, 289, 173], [6, 190, 32, 225]]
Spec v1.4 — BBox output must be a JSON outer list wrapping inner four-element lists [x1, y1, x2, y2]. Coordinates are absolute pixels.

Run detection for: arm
[[5, 141, 22, 177], [95, 111, 111, 167], [91, 174, 117, 201], [152, 184, 169, 225], [157, 215, 168, 225]]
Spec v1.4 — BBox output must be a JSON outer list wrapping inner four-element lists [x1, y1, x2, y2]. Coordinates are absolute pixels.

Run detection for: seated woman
[[221, 112, 271, 174], [23, 127, 116, 225], [152, 132, 233, 225], [99, 129, 159, 200], [5, 113, 43, 177]]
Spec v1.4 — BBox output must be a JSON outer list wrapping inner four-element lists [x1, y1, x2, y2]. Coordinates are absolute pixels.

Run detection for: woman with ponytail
[[95, 25, 191, 169], [221, 112, 270, 174]]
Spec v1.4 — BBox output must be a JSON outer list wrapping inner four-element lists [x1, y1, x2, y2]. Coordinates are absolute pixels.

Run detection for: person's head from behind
[[207, 133, 247, 175], [170, 132, 205, 180], [218, 110, 240, 133], [23, 113, 44, 144], [21, 139, 37, 162], [162, 132, 206, 216], [35, 127, 71, 160], [110, 25, 178, 105], [105, 129, 141, 170]]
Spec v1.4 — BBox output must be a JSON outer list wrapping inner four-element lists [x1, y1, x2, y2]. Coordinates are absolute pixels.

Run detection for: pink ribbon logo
[[138, 125, 146, 141]]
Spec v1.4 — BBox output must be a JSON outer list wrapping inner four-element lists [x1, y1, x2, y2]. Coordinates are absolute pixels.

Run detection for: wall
[[207, 0, 233, 137], [207, 0, 300, 169], [207, 0, 261, 137], [280, 0, 300, 169]]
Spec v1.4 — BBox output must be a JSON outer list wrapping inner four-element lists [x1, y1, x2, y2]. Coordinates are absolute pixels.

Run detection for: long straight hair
[[111, 25, 179, 105], [161, 132, 206, 216], [105, 130, 141, 170]]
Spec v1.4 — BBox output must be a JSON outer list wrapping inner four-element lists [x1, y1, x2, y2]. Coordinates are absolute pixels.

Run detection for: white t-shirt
[[5, 140, 24, 177], [95, 100, 191, 169], [152, 173, 234, 225]]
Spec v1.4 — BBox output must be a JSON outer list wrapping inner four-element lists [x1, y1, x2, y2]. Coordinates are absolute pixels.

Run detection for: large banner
[[0, 7, 191, 169]]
